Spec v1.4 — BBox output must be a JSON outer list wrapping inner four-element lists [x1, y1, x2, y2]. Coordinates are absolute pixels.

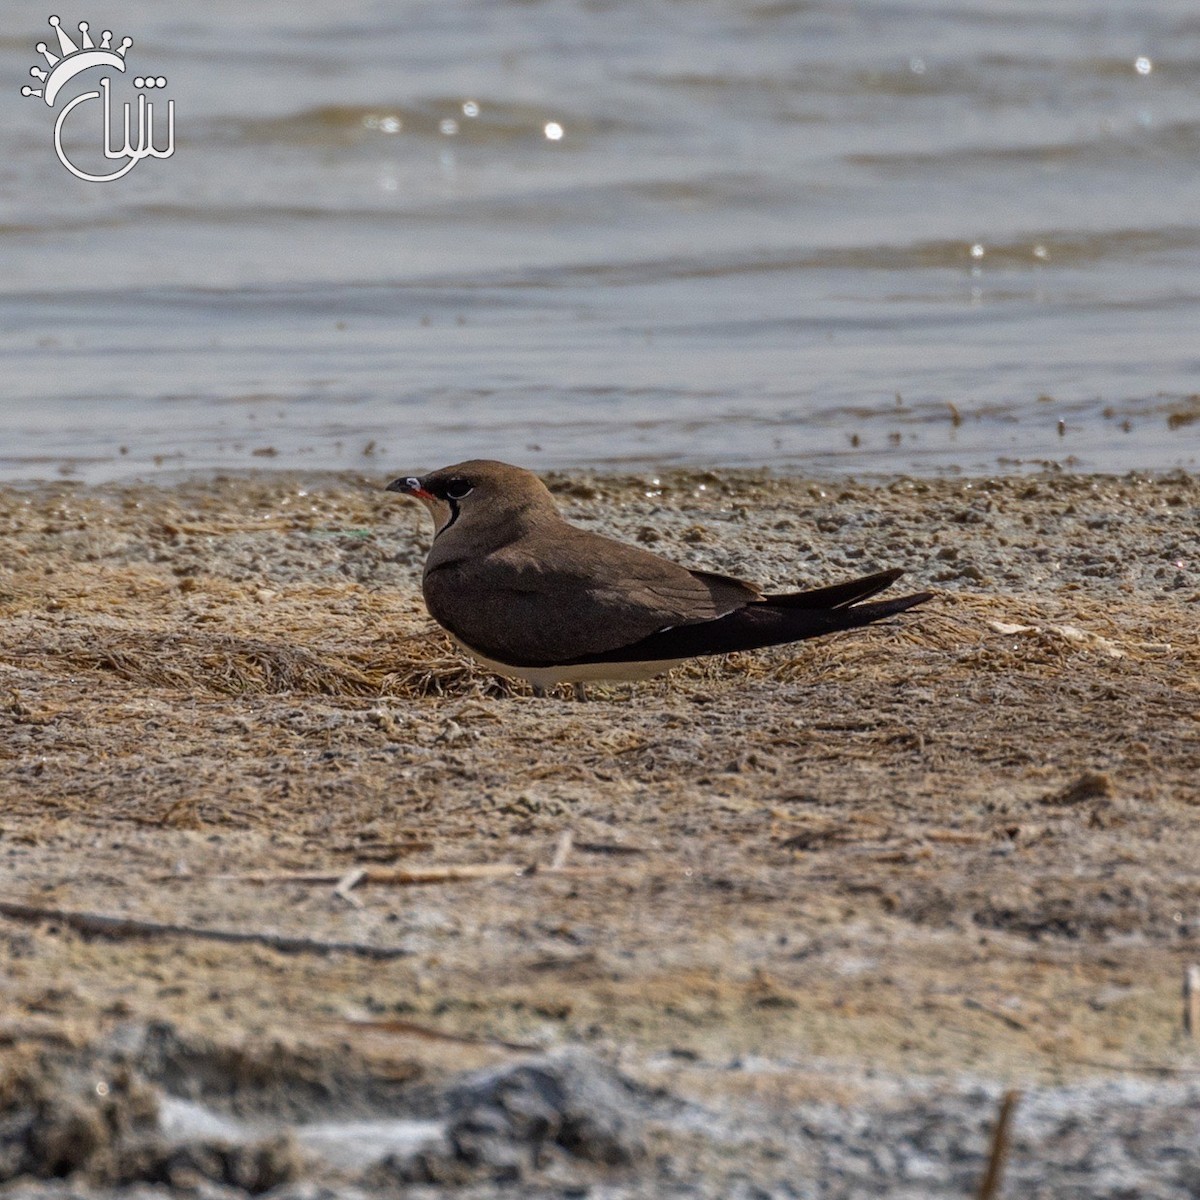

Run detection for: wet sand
[[1, 467, 1198, 1196]]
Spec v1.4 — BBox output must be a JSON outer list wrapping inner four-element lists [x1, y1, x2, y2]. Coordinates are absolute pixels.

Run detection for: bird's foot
[[572, 682, 590, 702]]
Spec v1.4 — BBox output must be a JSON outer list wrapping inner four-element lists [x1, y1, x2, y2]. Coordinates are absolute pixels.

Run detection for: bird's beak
[[385, 476, 436, 502]]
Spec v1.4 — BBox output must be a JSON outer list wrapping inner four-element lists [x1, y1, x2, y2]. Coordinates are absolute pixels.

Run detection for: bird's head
[[385, 459, 558, 541]]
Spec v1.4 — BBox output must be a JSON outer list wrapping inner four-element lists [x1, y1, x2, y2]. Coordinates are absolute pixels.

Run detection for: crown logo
[[21, 13, 176, 183], [20, 15, 131, 106]]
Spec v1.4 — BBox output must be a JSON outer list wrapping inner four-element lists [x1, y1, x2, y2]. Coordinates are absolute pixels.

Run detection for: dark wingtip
[[845, 590, 934, 623], [765, 567, 909, 611], [891, 589, 935, 611]]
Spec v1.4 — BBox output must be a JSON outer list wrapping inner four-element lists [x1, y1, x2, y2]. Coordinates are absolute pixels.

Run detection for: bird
[[386, 459, 932, 699]]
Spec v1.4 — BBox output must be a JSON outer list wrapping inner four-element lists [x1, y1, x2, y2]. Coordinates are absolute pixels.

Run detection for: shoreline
[[2, 452, 1198, 492]]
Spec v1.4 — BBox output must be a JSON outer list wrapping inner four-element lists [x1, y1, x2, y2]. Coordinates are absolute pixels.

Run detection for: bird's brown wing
[[423, 525, 759, 667]]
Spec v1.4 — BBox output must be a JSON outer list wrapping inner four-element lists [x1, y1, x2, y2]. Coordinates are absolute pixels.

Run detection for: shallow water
[[3, 0, 1199, 482]]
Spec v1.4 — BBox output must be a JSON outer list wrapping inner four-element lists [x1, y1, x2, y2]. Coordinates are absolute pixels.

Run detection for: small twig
[[0, 898, 409, 960], [962, 997, 1029, 1032], [526, 950, 598, 974], [330, 839, 434, 861], [550, 830, 574, 872], [1184, 964, 1200, 1038], [924, 829, 988, 845], [339, 1017, 541, 1053], [575, 841, 648, 856], [976, 1089, 1020, 1200], [1062, 1057, 1200, 1076], [196, 863, 529, 886], [333, 867, 367, 908], [165, 862, 617, 887]]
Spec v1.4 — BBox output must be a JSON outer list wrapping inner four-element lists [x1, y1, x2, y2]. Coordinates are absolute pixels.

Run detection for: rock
[[375, 1050, 648, 1186], [444, 1049, 647, 1168]]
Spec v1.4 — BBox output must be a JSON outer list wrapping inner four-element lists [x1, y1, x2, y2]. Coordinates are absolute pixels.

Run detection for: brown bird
[[386, 460, 931, 698]]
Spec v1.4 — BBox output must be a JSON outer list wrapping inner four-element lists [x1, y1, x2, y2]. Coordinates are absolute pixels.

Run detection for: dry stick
[[1184, 964, 1200, 1038], [0, 898, 409, 960], [205, 863, 529, 886], [962, 997, 1029, 1033], [976, 1089, 1020, 1200], [1063, 1057, 1200, 1076], [333, 866, 367, 908], [176, 862, 614, 887], [575, 841, 648, 856], [550, 830, 574, 872], [339, 1017, 541, 1054]]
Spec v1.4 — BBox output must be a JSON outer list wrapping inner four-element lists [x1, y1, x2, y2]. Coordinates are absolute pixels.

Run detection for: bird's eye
[[444, 478, 473, 500]]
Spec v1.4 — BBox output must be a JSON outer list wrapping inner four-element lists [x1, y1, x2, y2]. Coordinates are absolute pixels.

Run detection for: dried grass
[[0, 605, 489, 700], [0, 580, 1193, 710], [8, 629, 377, 696]]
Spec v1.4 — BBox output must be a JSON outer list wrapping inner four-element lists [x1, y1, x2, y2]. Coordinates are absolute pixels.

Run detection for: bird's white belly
[[454, 640, 683, 687]]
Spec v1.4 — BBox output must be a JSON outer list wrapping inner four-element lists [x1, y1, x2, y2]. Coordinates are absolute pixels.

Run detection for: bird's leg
[[572, 682, 590, 702], [531, 684, 548, 699]]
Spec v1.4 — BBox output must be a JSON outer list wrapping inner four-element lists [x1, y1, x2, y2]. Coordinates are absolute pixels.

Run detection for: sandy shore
[[1, 467, 1198, 1197]]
